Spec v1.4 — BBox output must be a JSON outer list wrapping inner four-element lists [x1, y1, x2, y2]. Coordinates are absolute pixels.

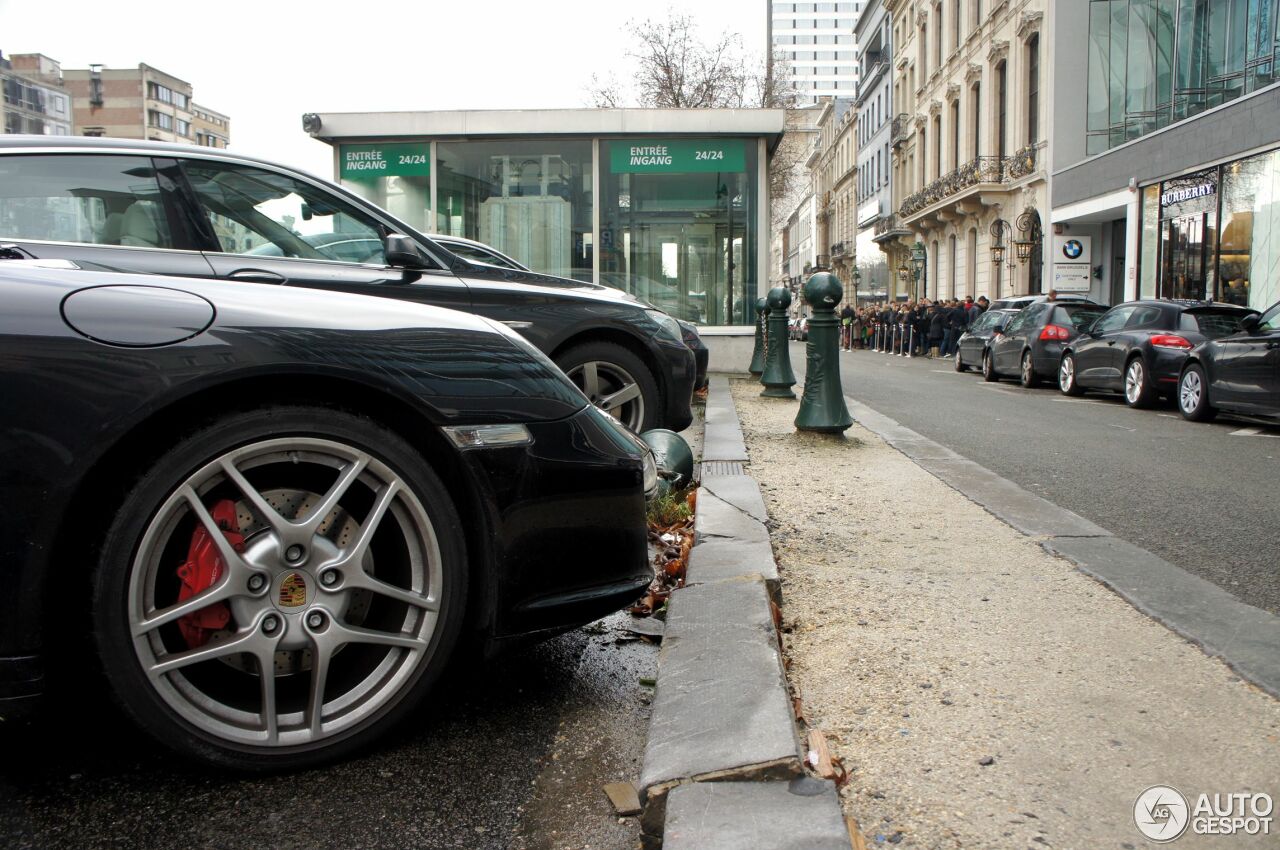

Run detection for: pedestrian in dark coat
[[927, 305, 945, 357]]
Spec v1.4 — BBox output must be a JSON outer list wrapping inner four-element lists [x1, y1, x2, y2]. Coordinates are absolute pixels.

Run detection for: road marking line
[[1231, 427, 1262, 436], [1108, 424, 1136, 432]]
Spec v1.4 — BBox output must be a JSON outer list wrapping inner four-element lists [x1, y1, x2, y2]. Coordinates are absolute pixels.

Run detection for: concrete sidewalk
[[728, 375, 1280, 849]]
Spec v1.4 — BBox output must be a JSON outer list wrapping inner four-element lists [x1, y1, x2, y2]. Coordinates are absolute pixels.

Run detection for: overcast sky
[[1, 0, 767, 178]]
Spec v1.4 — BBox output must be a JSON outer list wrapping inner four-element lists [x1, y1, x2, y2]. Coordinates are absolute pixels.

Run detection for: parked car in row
[[1178, 300, 1280, 421], [1058, 299, 1258, 407], [983, 300, 1107, 386], [954, 308, 1019, 373], [987, 293, 1094, 311], [0, 259, 656, 770], [385, 238, 709, 389], [0, 136, 694, 433]]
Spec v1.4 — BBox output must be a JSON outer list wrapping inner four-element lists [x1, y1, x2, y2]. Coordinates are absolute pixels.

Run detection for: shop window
[[433, 140, 592, 282], [1219, 149, 1280, 310]]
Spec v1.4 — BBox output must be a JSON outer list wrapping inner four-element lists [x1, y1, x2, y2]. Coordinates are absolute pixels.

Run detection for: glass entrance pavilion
[[306, 109, 785, 327]]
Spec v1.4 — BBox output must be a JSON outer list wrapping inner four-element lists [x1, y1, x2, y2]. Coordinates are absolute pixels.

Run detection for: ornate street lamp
[[989, 218, 1010, 267], [910, 241, 927, 299], [1014, 208, 1042, 265]]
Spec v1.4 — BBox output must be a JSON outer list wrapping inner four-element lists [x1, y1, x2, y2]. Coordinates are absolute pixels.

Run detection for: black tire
[[954, 347, 968, 372], [556, 341, 661, 432], [1178, 363, 1218, 422], [1059, 352, 1085, 396], [92, 405, 467, 771], [1123, 356, 1156, 408], [982, 349, 999, 382], [1019, 350, 1040, 388]]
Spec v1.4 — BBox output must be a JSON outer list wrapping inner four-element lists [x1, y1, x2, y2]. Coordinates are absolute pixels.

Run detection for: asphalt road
[[0, 612, 657, 850], [815, 343, 1280, 616]]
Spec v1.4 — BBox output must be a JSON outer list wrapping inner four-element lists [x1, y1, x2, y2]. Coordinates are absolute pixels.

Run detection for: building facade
[[309, 109, 784, 327], [855, 0, 899, 301], [887, 0, 1048, 303], [810, 99, 858, 294], [192, 104, 230, 148], [1052, 0, 1280, 313], [770, 2, 864, 104], [1, 52, 73, 136], [61, 63, 228, 147]]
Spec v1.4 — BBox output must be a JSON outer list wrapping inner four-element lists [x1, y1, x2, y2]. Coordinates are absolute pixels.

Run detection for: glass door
[[1161, 212, 1214, 300]]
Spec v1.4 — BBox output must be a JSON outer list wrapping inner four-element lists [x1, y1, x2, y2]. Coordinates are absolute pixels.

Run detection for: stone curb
[[663, 778, 851, 850], [637, 374, 848, 849]]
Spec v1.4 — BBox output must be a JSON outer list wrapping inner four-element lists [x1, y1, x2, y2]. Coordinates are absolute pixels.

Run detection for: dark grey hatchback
[[0, 137, 695, 432]]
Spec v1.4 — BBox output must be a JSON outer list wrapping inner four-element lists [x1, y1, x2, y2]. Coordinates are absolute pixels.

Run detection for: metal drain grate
[[699, 460, 746, 477]]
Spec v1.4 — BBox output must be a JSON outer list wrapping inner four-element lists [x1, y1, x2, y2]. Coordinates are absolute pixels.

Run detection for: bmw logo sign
[[1063, 239, 1084, 260]]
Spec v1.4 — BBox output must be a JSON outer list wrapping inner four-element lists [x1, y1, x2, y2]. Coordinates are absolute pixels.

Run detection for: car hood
[[455, 263, 654, 309]]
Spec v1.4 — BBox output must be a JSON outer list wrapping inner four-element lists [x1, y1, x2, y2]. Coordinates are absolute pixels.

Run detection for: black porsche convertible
[[0, 260, 655, 770]]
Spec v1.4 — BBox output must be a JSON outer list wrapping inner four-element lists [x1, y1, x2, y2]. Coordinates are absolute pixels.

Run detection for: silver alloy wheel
[[1180, 369, 1202, 414], [1060, 356, 1074, 391], [127, 437, 442, 749], [565, 360, 645, 431], [1125, 359, 1145, 404], [1022, 352, 1033, 384]]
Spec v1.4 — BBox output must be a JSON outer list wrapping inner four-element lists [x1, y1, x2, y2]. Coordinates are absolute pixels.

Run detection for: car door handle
[[1268, 342, 1279, 349], [229, 269, 286, 284]]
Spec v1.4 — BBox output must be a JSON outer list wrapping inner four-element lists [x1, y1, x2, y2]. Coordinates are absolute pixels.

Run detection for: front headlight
[[584, 405, 659, 497], [641, 448, 659, 497], [646, 310, 683, 344]]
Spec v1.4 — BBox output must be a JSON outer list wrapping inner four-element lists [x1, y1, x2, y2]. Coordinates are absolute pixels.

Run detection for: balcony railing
[[898, 155, 1007, 218], [873, 214, 909, 237], [830, 242, 848, 258], [1005, 143, 1041, 180], [815, 254, 831, 270], [891, 113, 910, 145]]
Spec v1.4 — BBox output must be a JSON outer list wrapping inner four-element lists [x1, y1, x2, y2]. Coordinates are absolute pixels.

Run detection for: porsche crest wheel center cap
[[276, 571, 309, 609]]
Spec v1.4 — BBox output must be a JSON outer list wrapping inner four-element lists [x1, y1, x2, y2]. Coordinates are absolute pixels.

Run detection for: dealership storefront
[[306, 109, 784, 327]]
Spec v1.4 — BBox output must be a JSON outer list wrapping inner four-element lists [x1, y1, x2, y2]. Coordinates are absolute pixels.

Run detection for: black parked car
[[0, 261, 655, 770], [430, 237, 709, 389], [985, 300, 1107, 387], [1178, 300, 1280, 421], [1058, 300, 1258, 407], [954, 308, 1019, 372], [0, 137, 694, 433]]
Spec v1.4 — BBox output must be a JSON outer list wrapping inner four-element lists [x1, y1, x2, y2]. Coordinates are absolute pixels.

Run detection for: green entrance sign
[[339, 143, 430, 180], [610, 139, 746, 174]]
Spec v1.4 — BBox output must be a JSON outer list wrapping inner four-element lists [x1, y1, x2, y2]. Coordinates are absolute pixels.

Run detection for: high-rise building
[[769, 2, 864, 104], [1, 52, 73, 136], [61, 63, 229, 147], [1051, 0, 1280, 313]]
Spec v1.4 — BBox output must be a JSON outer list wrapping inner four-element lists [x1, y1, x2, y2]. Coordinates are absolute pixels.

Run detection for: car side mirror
[[385, 234, 428, 269], [1241, 314, 1261, 333]]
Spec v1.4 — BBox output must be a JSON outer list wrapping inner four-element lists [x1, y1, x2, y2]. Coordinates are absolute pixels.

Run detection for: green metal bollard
[[760, 287, 797, 399], [795, 273, 854, 433], [748, 296, 769, 376]]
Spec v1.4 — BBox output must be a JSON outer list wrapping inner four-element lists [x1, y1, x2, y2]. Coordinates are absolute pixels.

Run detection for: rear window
[[1056, 305, 1107, 330], [1179, 310, 1252, 339]]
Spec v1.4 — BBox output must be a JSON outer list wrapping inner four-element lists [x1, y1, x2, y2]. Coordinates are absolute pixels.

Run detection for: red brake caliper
[[175, 499, 244, 648]]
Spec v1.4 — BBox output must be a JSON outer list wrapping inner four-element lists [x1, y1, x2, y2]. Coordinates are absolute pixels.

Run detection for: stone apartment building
[[1, 52, 73, 136], [809, 98, 857, 294], [62, 63, 229, 147], [886, 0, 1047, 302]]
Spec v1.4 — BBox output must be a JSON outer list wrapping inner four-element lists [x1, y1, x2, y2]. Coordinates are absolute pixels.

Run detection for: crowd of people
[[837, 296, 992, 358]]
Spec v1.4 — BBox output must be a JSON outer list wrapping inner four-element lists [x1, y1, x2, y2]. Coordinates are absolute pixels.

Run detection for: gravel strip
[[730, 377, 1280, 849]]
